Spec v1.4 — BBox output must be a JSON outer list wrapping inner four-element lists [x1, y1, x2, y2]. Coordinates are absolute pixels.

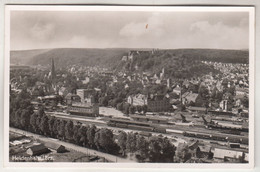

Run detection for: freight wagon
[[183, 131, 248, 145]]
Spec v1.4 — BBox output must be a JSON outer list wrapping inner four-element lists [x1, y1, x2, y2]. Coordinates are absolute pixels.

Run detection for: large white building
[[127, 94, 148, 106]]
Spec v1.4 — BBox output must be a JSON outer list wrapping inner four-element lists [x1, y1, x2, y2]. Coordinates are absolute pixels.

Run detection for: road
[[10, 127, 136, 163]]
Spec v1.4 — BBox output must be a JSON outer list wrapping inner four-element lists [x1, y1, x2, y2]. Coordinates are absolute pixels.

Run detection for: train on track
[[183, 131, 248, 145], [107, 118, 166, 133], [202, 116, 248, 132], [107, 118, 248, 145]]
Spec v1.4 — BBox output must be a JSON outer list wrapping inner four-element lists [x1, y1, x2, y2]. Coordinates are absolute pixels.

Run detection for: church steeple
[[50, 58, 58, 94], [51, 58, 56, 82]]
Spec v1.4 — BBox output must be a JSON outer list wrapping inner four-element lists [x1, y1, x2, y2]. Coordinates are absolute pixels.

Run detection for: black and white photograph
[[4, 5, 255, 168]]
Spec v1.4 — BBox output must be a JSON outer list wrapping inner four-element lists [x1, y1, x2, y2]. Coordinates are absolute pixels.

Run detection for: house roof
[[183, 81, 190, 86], [149, 94, 167, 101], [65, 93, 80, 99], [188, 140, 199, 150], [28, 144, 48, 153], [199, 145, 212, 152], [182, 92, 190, 98], [172, 105, 178, 109], [184, 93, 199, 102], [170, 98, 180, 104], [133, 94, 147, 100], [42, 95, 57, 99], [235, 94, 246, 99], [235, 87, 249, 93], [45, 142, 65, 150], [213, 148, 244, 159], [59, 87, 67, 92], [173, 86, 181, 92], [190, 80, 199, 85], [130, 114, 168, 121], [188, 106, 206, 111]]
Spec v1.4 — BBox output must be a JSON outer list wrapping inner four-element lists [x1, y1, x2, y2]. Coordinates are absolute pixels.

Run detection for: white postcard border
[[4, 5, 255, 169]]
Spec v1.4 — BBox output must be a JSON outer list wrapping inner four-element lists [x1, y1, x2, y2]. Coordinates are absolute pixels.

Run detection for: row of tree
[[117, 131, 176, 162]]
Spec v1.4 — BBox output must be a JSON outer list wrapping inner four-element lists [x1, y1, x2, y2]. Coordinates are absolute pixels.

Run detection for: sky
[[10, 10, 249, 50]]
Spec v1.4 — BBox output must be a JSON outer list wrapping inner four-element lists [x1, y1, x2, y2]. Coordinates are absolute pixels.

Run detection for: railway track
[[47, 111, 249, 147]]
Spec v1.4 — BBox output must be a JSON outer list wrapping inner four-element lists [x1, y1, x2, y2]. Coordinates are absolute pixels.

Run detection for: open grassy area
[[51, 150, 109, 162]]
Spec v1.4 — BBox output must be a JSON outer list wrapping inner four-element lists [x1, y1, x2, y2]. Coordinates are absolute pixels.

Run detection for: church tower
[[50, 58, 58, 94], [51, 58, 56, 82]]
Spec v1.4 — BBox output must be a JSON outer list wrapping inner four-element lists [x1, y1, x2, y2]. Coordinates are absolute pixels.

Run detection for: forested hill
[[10, 48, 248, 69], [10, 49, 49, 65], [116, 49, 248, 79], [29, 48, 130, 68], [10, 48, 131, 68]]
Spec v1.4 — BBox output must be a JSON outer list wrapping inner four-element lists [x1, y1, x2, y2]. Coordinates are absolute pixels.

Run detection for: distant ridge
[[10, 48, 249, 69], [28, 48, 130, 68], [10, 49, 50, 65]]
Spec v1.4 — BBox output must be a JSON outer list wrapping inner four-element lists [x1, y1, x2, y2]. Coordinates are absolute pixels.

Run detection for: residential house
[[44, 142, 66, 153], [155, 79, 161, 84], [68, 102, 99, 116], [125, 84, 129, 89], [58, 86, 69, 96], [182, 80, 190, 89], [188, 140, 200, 158], [172, 85, 181, 96], [235, 99, 242, 107], [76, 89, 96, 103], [26, 144, 49, 156], [65, 93, 81, 105], [82, 76, 90, 84], [121, 56, 128, 61], [235, 87, 248, 96], [197, 145, 214, 159], [213, 148, 247, 162], [182, 92, 199, 105]]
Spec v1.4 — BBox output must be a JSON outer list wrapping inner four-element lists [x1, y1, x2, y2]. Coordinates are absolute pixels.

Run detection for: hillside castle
[[121, 49, 159, 61]]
